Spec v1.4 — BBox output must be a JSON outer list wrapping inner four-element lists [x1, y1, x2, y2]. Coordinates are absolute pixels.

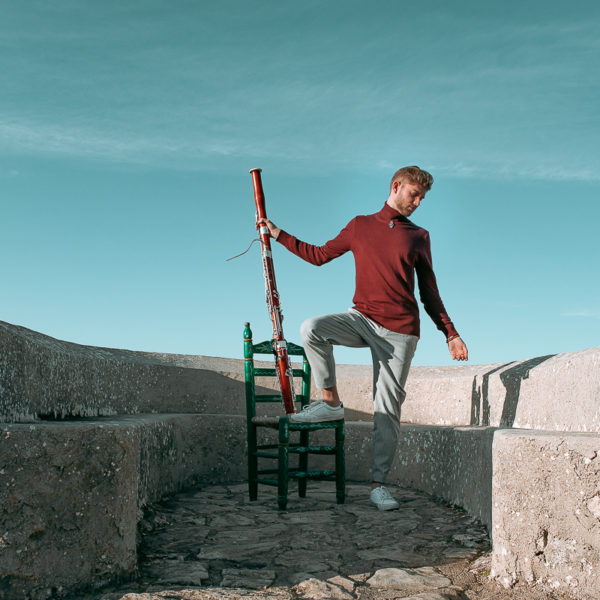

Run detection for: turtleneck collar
[[376, 202, 410, 224]]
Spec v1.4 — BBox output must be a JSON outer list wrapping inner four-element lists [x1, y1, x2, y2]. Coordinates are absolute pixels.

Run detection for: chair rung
[[256, 470, 337, 481], [254, 368, 277, 376], [289, 470, 337, 480], [256, 451, 278, 458], [289, 421, 344, 431], [255, 394, 283, 403], [256, 478, 278, 486], [252, 368, 307, 378], [288, 445, 336, 454]]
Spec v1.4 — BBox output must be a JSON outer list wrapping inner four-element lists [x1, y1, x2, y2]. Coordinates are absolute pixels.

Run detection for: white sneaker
[[370, 485, 400, 511], [289, 401, 344, 423]]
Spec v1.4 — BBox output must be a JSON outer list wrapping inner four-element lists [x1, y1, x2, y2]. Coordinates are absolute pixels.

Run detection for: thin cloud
[[562, 309, 600, 320], [1, 4, 599, 180]]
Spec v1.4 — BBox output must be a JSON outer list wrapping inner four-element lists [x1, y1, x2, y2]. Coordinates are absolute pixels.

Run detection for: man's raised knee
[[300, 316, 319, 344]]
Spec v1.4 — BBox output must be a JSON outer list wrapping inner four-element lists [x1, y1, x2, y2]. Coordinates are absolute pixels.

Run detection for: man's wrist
[[446, 334, 460, 343]]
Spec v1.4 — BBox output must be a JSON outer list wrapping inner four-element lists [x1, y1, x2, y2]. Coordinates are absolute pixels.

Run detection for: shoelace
[[374, 487, 392, 500], [301, 401, 323, 412]]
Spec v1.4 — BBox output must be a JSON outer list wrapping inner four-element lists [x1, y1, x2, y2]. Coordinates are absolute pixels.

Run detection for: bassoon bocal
[[249, 168, 296, 415]]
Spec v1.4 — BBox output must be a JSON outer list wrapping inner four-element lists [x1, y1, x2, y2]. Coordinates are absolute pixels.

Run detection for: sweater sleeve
[[415, 231, 459, 339], [277, 219, 354, 266]]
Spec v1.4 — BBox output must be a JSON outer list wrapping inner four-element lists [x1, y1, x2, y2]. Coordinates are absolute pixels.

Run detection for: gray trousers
[[300, 309, 418, 483]]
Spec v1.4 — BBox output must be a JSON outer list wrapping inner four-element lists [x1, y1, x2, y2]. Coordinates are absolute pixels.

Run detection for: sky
[[1, 0, 599, 367]]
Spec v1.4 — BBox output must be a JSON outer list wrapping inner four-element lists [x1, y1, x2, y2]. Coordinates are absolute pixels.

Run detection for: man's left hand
[[448, 337, 468, 361]]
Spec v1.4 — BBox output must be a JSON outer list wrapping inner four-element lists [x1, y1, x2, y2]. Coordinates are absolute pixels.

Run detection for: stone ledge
[[0, 321, 248, 423], [3, 320, 599, 433], [335, 347, 600, 432]]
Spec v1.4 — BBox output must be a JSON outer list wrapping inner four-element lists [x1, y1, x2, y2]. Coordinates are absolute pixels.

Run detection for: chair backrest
[[243, 322, 311, 419]]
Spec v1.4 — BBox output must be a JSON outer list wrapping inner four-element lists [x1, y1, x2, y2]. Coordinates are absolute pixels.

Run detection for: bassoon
[[249, 168, 296, 415]]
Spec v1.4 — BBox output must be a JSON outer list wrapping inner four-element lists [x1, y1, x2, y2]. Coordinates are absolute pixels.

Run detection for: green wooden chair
[[244, 322, 345, 510]]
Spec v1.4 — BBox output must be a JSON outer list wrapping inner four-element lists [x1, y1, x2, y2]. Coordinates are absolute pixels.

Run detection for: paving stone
[[197, 539, 278, 560], [290, 571, 338, 585], [327, 575, 356, 594], [357, 545, 423, 563], [85, 482, 494, 600], [209, 514, 255, 527], [220, 568, 276, 588], [283, 510, 334, 524], [252, 523, 288, 537], [299, 562, 339, 574], [293, 577, 355, 600], [439, 547, 478, 560], [366, 566, 451, 589], [274, 552, 334, 568], [143, 560, 209, 585]]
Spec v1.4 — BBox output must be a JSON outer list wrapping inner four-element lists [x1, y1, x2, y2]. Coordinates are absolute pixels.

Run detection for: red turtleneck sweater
[[277, 202, 458, 339]]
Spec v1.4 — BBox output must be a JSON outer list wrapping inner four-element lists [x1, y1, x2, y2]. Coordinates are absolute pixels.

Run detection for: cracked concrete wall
[[491, 430, 600, 600]]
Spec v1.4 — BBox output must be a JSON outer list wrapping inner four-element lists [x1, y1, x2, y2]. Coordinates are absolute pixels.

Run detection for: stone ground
[[81, 482, 575, 600]]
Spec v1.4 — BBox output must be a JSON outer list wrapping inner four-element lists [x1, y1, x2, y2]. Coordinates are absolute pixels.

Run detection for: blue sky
[[1, 0, 599, 367]]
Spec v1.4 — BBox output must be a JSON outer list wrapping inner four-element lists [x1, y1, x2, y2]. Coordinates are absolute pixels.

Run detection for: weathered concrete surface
[[389, 425, 496, 530], [2, 318, 599, 599], [468, 349, 600, 432], [0, 416, 492, 599], [0, 415, 247, 600], [491, 430, 600, 599], [0, 321, 248, 423], [3, 320, 599, 432], [0, 422, 139, 599], [336, 348, 600, 433]]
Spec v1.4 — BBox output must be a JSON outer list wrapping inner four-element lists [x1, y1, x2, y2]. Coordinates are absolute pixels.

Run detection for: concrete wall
[[1, 320, 599, 599], [335, 348, 600, 432], [491, 430, 600, 597], [0, 415, 247, 599], [3, 319, 599, 430], [0, 321, 247, 423]]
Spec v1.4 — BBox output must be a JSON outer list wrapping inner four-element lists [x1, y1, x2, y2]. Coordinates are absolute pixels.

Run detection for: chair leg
[[248, 424, 258, 501], [298, 430, 309, 498], [278, 420, 290, 510], [335, 422, 346, 504]]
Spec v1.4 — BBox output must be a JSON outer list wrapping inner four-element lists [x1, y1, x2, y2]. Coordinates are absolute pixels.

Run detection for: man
[[259, 166, 468, 511]]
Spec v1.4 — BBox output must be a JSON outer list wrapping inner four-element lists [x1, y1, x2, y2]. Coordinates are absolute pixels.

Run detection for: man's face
[[390, 180, 428, 217]]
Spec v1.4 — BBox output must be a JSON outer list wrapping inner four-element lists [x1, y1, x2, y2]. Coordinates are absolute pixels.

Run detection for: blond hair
[[390, 166, 434, 192]]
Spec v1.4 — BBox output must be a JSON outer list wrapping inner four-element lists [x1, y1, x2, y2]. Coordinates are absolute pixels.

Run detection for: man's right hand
[[448, 337, 468, 361], [257, 218, 281, 240]]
